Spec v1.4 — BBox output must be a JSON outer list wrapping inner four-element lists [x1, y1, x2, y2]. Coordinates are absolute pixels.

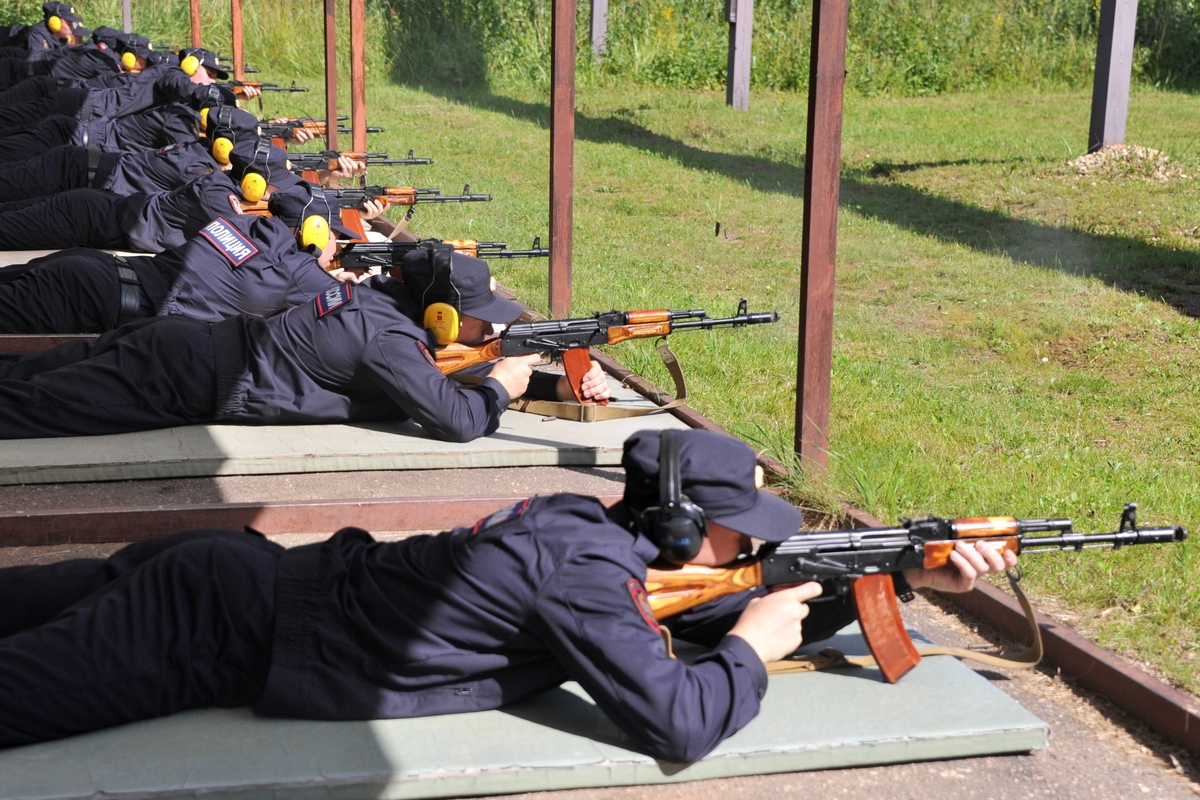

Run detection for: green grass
[[259, 79, 1200, 693]]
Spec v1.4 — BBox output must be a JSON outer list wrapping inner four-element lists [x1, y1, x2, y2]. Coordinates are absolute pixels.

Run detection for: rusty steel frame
[[324, 0, 338, 151], [189, 0, 203, 48], [350, 0, 367, 152], [548, 0, 575, 319], [231, 0, 245, 83], [794, 0, 848, 473]]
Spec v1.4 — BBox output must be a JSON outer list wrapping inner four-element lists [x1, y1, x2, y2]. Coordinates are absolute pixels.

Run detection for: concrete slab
[[0, 381, 687, 485], [0, 626, 1047, 800]]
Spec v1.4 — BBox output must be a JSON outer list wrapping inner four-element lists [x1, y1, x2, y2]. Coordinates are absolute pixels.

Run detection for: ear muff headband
[[645, 430, 707, 564], [420, 244, 462, 345], [180, 54, 200, 76], [47, 15, 62, 32]]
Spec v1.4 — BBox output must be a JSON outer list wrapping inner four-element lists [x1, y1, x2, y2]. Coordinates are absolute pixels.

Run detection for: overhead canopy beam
[[1088, 0, 1139, 153], [549, 0, 576, 318], [350, 0, 367, 152], [795, 0, 849, 471], [324, 0, 338, 151]]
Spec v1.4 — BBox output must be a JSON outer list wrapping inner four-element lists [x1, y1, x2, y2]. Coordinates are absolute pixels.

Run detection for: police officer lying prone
[[0, 244, 607, 442], [0, 429, 1017, 757], [0, 183, 348, 335]]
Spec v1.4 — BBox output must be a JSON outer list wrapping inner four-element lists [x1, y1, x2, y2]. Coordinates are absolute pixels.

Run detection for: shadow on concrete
[[421, 88, 1200, 318]]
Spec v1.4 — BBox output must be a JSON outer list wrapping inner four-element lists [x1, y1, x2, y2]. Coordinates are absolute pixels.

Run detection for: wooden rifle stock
[[434, 341, 504, 374]]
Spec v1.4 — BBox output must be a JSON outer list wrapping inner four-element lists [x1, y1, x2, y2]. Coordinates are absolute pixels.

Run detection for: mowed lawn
[[266, 81, 1200, 693]]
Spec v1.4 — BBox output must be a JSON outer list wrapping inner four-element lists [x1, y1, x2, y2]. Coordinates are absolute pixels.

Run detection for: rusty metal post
[[231, 0, 245, 82], [794, 0, 849, 471], [549, 0, 576, 319], [189, 0, 202, 48], [121, 0, 131, 34], [725, 0, 754, 111], [350, 0, 367, 152], [324, 0, 338, 151]]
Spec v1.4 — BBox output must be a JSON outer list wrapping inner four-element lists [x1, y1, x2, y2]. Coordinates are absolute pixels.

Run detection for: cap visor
[[331, 221, 359, 240], [711, 489, 804, 543], [212, 67, 230, 80], [462, 293, 524, 324]]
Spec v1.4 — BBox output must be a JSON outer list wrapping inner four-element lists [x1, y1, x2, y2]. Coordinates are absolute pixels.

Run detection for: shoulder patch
[[198, 216, 258, 267], [227, 194, 243, 215], [626, 579, 661, 633], [315, 282, 353, 317], [157, 142, 183, 154], [417, 340, 438, 367], [471, 498, 530, 535]]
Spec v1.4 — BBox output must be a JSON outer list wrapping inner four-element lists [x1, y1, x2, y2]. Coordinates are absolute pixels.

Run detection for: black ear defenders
[[643, 430, 707, 563]]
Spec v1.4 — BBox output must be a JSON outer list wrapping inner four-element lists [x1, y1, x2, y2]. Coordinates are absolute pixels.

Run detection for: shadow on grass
[[418, 86, 1200, 318]]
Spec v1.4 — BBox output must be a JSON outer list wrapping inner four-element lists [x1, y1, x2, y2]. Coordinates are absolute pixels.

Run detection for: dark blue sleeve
[[360, 330, 511, 443], [527, 555, 767, 764]]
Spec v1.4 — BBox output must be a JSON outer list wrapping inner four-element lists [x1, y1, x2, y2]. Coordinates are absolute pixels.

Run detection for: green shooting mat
[[0, 625, 1047, 800], [0, 381, 689, 485]]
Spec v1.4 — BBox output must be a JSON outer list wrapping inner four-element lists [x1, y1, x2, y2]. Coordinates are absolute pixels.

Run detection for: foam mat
[[0, 625, 1047, 800], [0, 381, 689, 485]]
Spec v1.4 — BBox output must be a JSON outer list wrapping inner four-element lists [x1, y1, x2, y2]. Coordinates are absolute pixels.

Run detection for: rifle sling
[[763, 570, 1044, 675], [508, 343, 687, 422]]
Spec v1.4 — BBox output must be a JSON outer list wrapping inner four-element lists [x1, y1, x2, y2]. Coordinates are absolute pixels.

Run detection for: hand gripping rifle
[[434, 298, 780, 404], [326, 184, 492, 209], [645, 503, 1187, 683], [335, 237, 548, 272], [287, 149, 434, 174], [222, 80, 310, 95], [259, 117, 385, 147]]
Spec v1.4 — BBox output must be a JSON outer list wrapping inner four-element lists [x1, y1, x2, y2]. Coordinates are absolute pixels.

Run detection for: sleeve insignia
[[315, 282, 353, 317], [471, 498, 530, 535], [626, 579, 661, 633]]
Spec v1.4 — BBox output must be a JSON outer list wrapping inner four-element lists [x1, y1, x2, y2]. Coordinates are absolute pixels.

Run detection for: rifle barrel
[[1019, 526, 1187, 552], [671, 311, 781, 330]]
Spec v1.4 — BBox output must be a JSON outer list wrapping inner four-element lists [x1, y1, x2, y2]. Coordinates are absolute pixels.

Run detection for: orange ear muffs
[[47, 15, 62, 33], [240, 172, 266, 203], [301, 215, 330, 250], [180, 55, 200, 76], [424, 302, 461, 345], [212, 136, 234, 166], [121, 51, 137, 71]]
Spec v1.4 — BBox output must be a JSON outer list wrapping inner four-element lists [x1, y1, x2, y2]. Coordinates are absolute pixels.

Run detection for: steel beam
[[349, 0, 367, 152], [189, 0, 202, 48], [725, 0, 754, 111], [1088, 0, 1139, 153], [549, 0, 576, 319], [590, 0, 609, 56], [794, 0, 848, 472], [324, 0, 338, 151], [231, 0, 245, 83]]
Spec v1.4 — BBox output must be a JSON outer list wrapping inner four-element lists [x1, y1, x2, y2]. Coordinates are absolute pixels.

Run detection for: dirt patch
[[1068, 144, 1190, 182]]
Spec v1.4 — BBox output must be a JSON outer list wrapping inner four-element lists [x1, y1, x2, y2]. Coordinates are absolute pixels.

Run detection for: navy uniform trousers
[[0, 142, 88, 201], [0, 530, 281, 747], [0, 115, 79, 162], [0, 316, 217, 438], [0, 249, 134, 333], [0, 188, 125, 251]]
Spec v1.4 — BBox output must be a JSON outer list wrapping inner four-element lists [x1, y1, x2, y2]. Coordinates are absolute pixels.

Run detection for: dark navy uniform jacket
[[99, 140, 218, 195], [252, 496, 857, 763], [20, 22, 66, 57], [211, 271, 560, 442], [88, 102, 197, 153], [118, 170, 243, 253], [127, 214, 337, 321]]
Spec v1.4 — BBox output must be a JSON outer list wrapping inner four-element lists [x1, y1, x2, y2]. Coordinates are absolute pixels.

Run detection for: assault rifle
[[335, 237, 548, 271], [287, 149, 433, 173], [645, 503, 1187, 683], [221, 80, 309, 97], [259, 117, 384, 144], [434, 297, 779, 403], [327, 184, 493, 210]]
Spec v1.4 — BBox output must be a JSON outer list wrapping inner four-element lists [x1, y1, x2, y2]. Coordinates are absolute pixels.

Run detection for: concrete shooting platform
[[0, 625, 1047, 800], [0, 380, 689, 486]]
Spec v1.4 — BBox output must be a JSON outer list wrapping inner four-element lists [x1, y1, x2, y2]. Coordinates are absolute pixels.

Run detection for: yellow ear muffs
[[180, 55, 200, 76], [424, 302, 461, 345], [198, 107, 209, 132], [212, 136, 234, 166], [240, 172, 266, 203], [47, 15, 62, 33], [301, 215, 330, 250], [121, 51, 137, 71]]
